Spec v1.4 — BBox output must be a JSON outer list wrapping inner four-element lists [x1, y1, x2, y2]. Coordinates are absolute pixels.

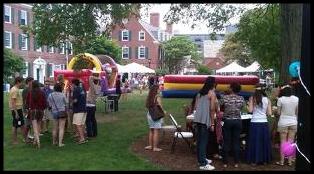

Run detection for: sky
[[140, 3, 259, 34]]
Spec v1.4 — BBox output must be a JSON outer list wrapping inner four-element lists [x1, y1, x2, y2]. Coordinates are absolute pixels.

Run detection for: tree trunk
[[279, 4, 302, 83]]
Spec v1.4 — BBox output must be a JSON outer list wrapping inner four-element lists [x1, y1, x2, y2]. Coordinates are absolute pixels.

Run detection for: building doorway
[[33, 57, 46, 84]]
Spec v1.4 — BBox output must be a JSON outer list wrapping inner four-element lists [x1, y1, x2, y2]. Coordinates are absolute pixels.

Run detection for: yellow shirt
[[9, 86, 23, 110]]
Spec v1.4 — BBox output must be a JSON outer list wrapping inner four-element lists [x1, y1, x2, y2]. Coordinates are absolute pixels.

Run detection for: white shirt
[[251, 97, 269, 123], [277, 95, 299, 127]]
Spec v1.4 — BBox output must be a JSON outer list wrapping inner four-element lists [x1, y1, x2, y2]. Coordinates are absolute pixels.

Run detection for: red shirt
[[26, 90, 47, 110]]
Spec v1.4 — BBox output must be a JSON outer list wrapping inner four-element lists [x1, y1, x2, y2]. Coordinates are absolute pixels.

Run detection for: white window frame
[[21, 34, 28, 51], [36, 45, 42, 52], [122, 46, 129, 59], [48, 63, 54, 77], [21, 10, 27, 25], [22, 62, 28, 78], [60, 43, 65, 54], [69, 43, 73, 55], [4, 31, 12, 48], [138, 46, 145, 59], [139, 31, 145, 41], [54, 64, 61, 71], [4, 5, 12, 23], [61, 64, 66, 70], [122, 30, 129, 41], [48, 46, 54, 53]]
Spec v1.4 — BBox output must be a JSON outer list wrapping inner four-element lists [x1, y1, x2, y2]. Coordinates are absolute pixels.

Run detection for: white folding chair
[[169, 114, 194, 153]]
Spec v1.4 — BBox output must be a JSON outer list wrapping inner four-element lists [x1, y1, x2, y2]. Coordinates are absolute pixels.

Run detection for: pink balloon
[[281, 140, 296, 157]]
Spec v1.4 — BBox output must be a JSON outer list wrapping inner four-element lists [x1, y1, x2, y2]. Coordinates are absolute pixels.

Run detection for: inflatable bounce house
[[161, 75, 259, 100], [54, 53, 130, 95]]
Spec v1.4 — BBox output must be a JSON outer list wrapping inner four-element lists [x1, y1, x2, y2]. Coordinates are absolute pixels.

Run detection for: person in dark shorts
[[9, 77, 27, 144]]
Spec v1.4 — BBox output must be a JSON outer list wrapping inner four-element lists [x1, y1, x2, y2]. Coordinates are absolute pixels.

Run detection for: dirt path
[[131, 131, 295, 171]]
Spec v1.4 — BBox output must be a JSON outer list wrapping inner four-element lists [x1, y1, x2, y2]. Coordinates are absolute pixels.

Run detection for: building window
[[4, 31, 12, 48], [61, 64, 66, 70], [20, 10, 27, 25], [22, 62, 28, 78], [36, 46, 42, 52], [48, 46, 54, 53], [122, 47, 129, 59], [122, 30, 129, 41], [139, 31, 145, 41], [21, 34, 28, 51], [69, 42, 73, 55], [138, 46, 145, 59], [60, 43, 65, 54], [54, 64, 61, 70], [4, 5, 11, 23], [48, 63, 54, 77]]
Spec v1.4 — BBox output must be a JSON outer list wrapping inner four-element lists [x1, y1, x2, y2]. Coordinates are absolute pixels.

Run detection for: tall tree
[[279, 4, 302, 83], [4, 48, 26, 83], [235, 4, 280, 70], [220, 33, 254, 67], [162, 36, 200, 74], [25, 4, 141, 54], [83, 35, 122, 63], [165, 3, 303, 82]]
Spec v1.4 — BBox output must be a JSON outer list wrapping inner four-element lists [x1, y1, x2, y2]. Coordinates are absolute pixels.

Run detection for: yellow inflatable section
[[163, 83, 256, 92], [67, 53, 103, 71]]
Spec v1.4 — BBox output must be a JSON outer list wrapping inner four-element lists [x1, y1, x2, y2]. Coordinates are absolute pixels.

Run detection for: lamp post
[[148, 59, 151, 68]]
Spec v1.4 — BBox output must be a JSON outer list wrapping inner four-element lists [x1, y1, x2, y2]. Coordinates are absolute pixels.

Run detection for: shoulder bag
[[148, 96, 165, 121]]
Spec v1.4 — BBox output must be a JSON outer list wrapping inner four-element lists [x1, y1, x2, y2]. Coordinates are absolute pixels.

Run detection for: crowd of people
[[8, 74, 102, 148], [144, 76, 299, 170], [8, 73, 299, 170]]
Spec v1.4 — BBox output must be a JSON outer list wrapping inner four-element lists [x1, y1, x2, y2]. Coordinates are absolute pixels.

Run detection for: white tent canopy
[[243, 61, 261, 72], [123, 62, 155, 73], [116, 63, 128, 73], [216, 61, 247, 73]]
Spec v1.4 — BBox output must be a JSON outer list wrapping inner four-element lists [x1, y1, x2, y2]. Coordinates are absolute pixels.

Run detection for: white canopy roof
[[243, 61, 261, 72], [116, 63, 128, 73], [216, 61, 247, 73], [124, 62, 155, 73]]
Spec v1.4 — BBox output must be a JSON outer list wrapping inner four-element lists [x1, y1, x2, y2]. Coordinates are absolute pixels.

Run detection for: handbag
[[51, 93, 67, 119], [149, 96, 165, 121]]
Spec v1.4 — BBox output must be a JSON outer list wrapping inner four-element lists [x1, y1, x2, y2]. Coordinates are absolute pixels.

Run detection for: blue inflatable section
[[161, 90, 252, 100]]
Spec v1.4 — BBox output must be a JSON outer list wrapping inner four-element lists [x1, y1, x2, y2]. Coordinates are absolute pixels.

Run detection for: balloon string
[[297, 67, 311, 96], [292, 143, 311, 164]]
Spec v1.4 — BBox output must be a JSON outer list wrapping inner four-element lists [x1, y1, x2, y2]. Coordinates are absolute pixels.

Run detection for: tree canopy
[[235, 4, 280, 71], [220, 33, 254, 67], [83, 35, 122, 63], [4, 48, 26, 83], [28, 3, 140, 54], [162, 36, 200, 74]]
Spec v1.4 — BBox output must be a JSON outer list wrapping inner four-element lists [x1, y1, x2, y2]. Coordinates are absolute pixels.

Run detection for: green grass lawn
[[3, 90, 191, 171]]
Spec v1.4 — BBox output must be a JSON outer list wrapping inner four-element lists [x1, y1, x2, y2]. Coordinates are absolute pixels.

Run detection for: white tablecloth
[[186, 114, 252, 120]]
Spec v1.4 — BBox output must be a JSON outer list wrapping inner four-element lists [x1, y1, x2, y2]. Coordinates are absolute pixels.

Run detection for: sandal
[[287, 162, 293, 166], [153, 147, 162, 152], [77, 139, 88, 145], [275, 161, 284, 166], [144, 146, 152, 150]]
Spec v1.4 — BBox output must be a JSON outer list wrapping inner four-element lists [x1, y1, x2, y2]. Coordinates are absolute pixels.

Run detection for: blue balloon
[[289, 61, 300, 78]]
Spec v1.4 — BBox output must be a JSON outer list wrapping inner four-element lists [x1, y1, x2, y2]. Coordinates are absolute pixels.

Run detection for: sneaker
[[39, 133, 44, 136], [199, 164, 215, 170], [28, 135, 34, 139], [206, 159, 212, 164]]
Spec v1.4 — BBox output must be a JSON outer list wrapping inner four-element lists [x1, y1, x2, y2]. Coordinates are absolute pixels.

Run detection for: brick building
[[111, 13, 173, 70], [3, 3, 72, 84]]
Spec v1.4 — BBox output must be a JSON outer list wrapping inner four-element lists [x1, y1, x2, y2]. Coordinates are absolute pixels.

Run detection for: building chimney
[[166, 23, 173, 34], [150, 13, 160, 27]]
